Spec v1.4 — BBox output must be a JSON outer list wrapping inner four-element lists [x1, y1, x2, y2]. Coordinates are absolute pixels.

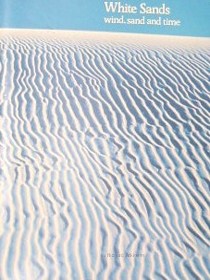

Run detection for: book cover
[[0, 1, 209, 279]]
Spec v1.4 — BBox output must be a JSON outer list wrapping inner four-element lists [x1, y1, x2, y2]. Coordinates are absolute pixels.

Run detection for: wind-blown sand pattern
[[0, 30, 209, 280]]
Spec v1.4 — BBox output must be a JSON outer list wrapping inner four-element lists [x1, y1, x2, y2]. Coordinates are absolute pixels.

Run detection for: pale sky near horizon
[[0, 0, 209, 37]]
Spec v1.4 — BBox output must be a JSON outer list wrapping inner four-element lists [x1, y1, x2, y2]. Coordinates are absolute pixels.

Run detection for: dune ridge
[[0, 31, 209, 280]]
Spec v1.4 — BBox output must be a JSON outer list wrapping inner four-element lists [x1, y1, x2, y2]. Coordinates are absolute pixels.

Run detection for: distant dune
[[0, 30, 209, 280]]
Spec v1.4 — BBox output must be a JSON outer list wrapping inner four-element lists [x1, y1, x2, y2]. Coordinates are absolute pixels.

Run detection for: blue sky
[[0, 0, 209, 36]]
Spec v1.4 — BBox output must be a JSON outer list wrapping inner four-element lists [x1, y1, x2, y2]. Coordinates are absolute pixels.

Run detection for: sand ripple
[[0, 31, 209, 280]]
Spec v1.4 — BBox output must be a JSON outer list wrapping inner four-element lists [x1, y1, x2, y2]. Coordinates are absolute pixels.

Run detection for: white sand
[[0, 29, 209, 279]]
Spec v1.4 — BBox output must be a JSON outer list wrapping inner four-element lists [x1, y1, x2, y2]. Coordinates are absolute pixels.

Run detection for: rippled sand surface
[[0, 30, 209, 280]]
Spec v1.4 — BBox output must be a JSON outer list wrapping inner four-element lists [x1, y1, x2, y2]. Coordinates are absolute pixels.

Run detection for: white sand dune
[[0, 30, 210, 280]]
